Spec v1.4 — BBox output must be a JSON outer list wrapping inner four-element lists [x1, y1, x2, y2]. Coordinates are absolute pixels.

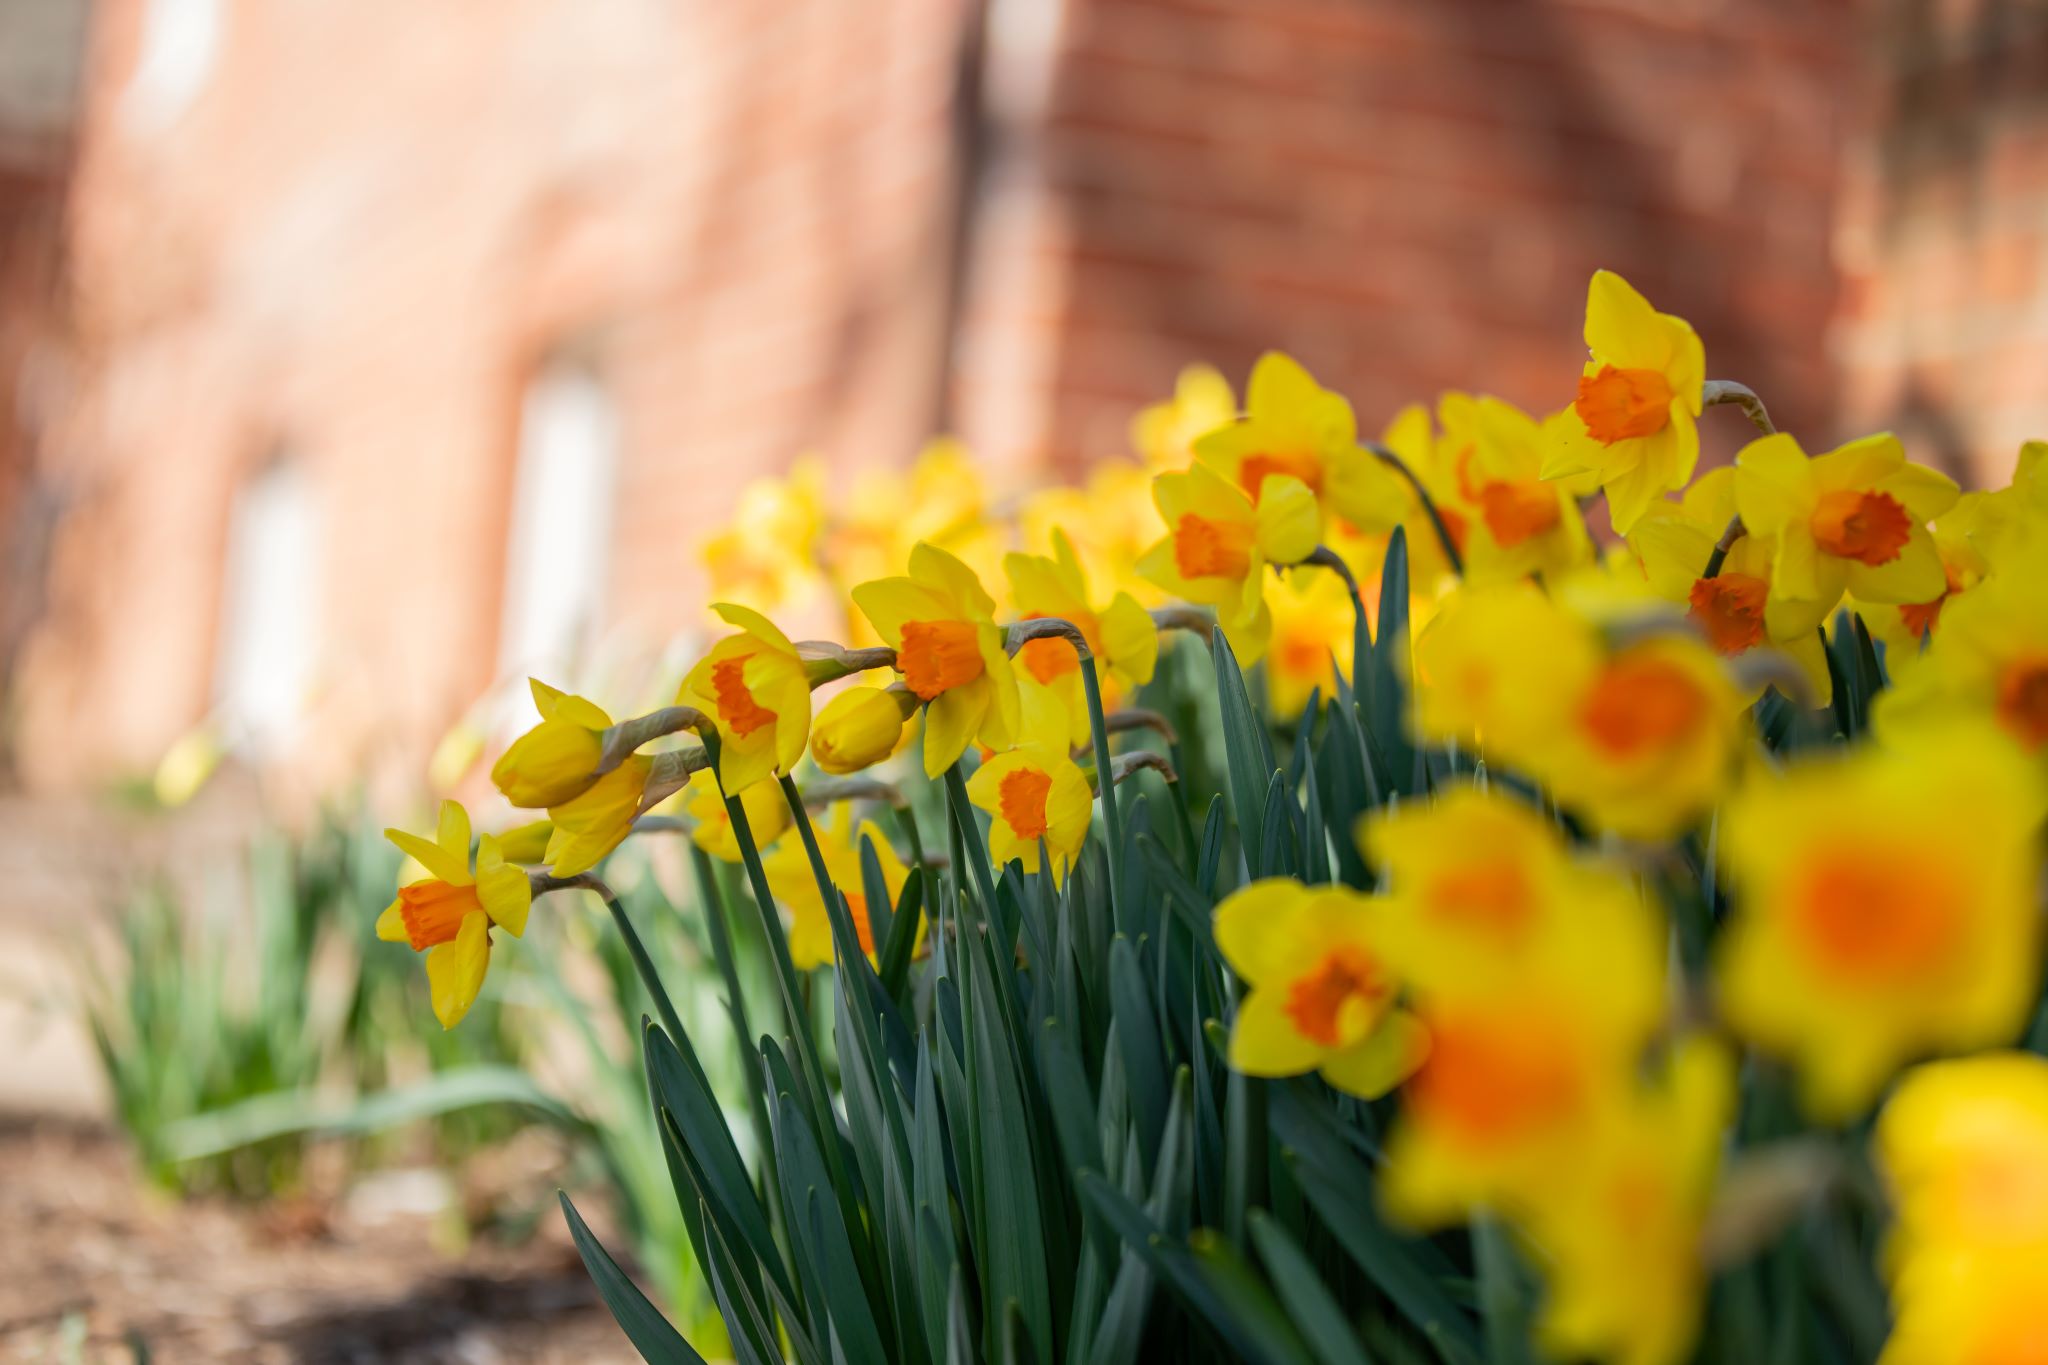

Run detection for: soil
[[0, 1114, 644, 1364]]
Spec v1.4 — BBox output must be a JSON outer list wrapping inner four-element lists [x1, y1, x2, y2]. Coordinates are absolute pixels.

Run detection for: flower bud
[[491, 718, 605, 808], [495, 819, 555, 865], [810, 686, 915, 775]]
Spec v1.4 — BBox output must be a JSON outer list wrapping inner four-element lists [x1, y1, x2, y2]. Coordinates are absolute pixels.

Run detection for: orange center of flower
[[1406, 1012, 1584, 1149], [1425, 859, 1536, 940], [998, 766, 1054, 841], [1897, 563, 1965, 641], [1575, 365, 1673, 445], [1810, 489, 1913, 566], [711, 654, 777, 738], [1687, 573, 1769, 655], [398, 880, 483, 951], [1997, 658, 2048, 750], [1237, 448, 1324, 501], [1794, 847, 1958, 982], [1174, 512, 1254, 580], [1578, 654, 1709, 758], [899, 619, 985, 700], [1973, 1298, 2048, 1365], [1283, 944, 1387, 1047], [1476, 480, 1561, 548], [1274, 630, 1333, 683]]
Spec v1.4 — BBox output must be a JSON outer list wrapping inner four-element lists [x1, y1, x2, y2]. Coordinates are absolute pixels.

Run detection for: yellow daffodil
[[1519, 1038, 1732, 1365], [763, 803, 912, 970], [1004, 531, 1159, 749], [1130, 362, 1235, 470], [1853, 489, 1994, 670], [1195, 353, 1349, 507], [1412, 585, 1743, 840], [1732, 432, 1960, 639], [1627, 467, 1831, 704], [1212, 879, 1429, 1099], [543, 754, 653, 876], [1876, 1053, 2048, 1365], [965, 744, 1093, 883], [810, 685, 918, 775], [1545, 270, 1705, 533], [1437, 393, 1592, 586], [1971, 438, 2048, 565], [1876, 538, 2048, 760], [677, 603, 811, 797], [700, 457, 827, 616], [1264, 567, 1355, 717], [1358, 403, 1467, 594], [832, 439, 1006, 642], [853, 542, 1020, 777], [1360, 786, 1663, 1013], [375, 800, 531, 1029], [490, 679, 612, 809], [1714, 723, 2047, 1119], [1138, 459, 1317, 664], [682, 766, 790, 862]]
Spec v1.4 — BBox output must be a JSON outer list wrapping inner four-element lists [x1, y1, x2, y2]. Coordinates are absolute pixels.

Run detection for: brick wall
[[1834, 0, 2048, 486]]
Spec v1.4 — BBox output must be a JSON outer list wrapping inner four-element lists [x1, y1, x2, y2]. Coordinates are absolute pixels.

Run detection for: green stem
[[687, 844, 778, 1191], [1363, 441, 1463, 577], [1079, 652, 1125, 922]]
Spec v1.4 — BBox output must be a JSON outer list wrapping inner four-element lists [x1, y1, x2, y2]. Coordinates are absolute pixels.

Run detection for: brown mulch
[[0, 1115, 645, 1364]]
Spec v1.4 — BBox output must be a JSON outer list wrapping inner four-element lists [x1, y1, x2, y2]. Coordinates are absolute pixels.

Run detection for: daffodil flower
[[1212, 879, 1429, 1100], [1732, 431, 1960, 638], [1876, 540, 2048, 759], [1627, 467, 1831, 704], [1877, 1053, 2048, 1365], [809, 685, 918, 775], [490, 679, 612, 809], [1436, 392, 1593, 586], [543, 754, 653, 876], [1003, 530, 1158, 750], [762, 803, 913, 970], [1137, 460, 1317, 664], [677, 603, 812, 796], [852, 542, 1020, 777], [1196, 353, 1407, 535], [681, 766, 790, 863], [1714, 721, 2046, 1119], [1545, 270, 1706, 533], [375, 800, 531, 1029], [1263, 567, 1355, 717], [966, 743, 1093, 884]]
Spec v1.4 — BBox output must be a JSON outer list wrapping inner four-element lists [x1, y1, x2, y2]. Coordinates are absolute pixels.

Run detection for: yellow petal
[[386, 827, 471, 886], [424, 912, 491, 1030], [711, 601, 797, 654], [909, 541, 996, 619], [1584, 269, 1670, 370], [1228, 987, 1325, 1077], [922, 683, 985, 777], [851, 576, 950, 649], [1734, 434, 1814, 536], [375, 897, 407, 942], [1844, 530, 1947, 604], [474, 836, 532, 938], [1213, 878, 1309, 984], [436, 800, 473, 866], [1100, 592, 1159, 687], [1253, 473, 1319, 565], [1318, 1009, 1430, 1100]]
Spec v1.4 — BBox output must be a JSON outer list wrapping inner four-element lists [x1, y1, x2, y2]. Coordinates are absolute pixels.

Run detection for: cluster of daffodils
[[382, 270, 2048, 1365]]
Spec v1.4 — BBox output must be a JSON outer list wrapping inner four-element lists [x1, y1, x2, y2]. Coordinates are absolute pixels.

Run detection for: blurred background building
[[0, 0, 2042, 792]]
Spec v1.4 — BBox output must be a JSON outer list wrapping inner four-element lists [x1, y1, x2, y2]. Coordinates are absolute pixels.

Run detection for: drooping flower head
[[1545, 270, 1706, 533], [1212, 879, 1429, 1099], [853, 542, 1020, 777], [375, 800, 531, 1029], [1714, 723, 2047, 1119], [966, 743, 1094, 884], [677, 603, 812, 796], [490, 679, 611, 809], [543, 752, 654, 876]]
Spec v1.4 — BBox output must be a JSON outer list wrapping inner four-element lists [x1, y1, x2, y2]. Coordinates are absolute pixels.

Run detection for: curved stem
[[797, 775, 906, 810], [1079, 653, 1125, 923], [1702, 379, 1778, 437], [1106, 751, 1178, 787], [596, 706, 713, 775], [1362, 442, 1464, 578], [1074, 707, 1178, 753], [1149, 605, 1215, 642], [1700, 514, 1748, 581], [1302, 545, 1360, 598]]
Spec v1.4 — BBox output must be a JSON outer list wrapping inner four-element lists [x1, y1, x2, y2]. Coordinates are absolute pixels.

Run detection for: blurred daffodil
[[1138, 459, 1316, 664], [677, 604, 811, 795], [763, 803, 912, 970], [1004, 530, 1158, 749]]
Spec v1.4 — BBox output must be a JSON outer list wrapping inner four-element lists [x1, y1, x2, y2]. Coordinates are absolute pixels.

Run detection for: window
[[497, 359, 619, 681], [214, 456, 320, 754]]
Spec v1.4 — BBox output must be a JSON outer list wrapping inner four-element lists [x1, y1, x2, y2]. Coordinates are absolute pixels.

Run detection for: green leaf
[[1110, 935, 1169, 1174], [1247, 1210, 1377, 1365], [559, 1191, 707, 1365], [1212, 628, 1279, 872]]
